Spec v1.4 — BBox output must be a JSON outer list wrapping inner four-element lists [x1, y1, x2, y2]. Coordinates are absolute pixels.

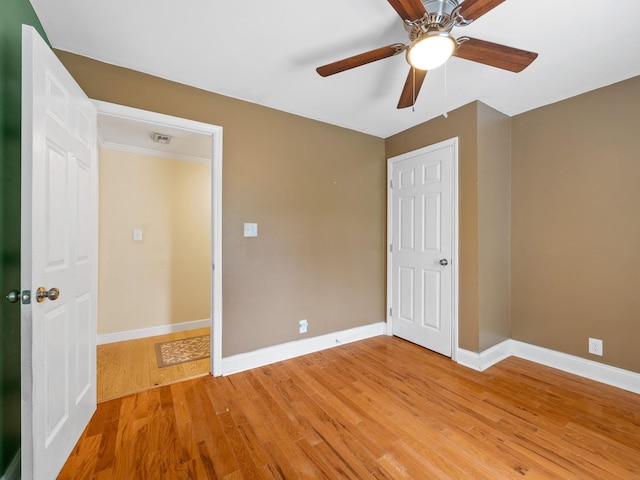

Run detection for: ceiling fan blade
[[458, 0, 506, 21], [316, 44, 404, 77], [397, 67, 428, 109], [387, 0, 427, 22], [454, 38, 538, 72]]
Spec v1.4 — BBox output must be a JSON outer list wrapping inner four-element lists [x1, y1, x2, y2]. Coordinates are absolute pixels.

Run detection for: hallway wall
[[98, 149, 211, 334]]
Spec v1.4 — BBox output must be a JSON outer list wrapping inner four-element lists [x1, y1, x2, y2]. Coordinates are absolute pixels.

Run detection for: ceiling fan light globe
[[407, 33, 456, 70]]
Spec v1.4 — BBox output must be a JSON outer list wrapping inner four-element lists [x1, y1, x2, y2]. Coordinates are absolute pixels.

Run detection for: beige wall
[[58, 48, 640, 373], [386, 103, 480, 351], [98, 150, 211, 334], [477, 103, 511, 350], [57, 51, 386, 357], [511, 76, 640, 373]]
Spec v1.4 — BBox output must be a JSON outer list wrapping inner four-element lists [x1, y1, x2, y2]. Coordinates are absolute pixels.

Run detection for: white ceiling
[[30, 0, 640, 138]]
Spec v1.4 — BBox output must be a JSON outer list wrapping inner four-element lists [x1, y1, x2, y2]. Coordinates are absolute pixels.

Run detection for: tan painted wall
[[386, 102, 513, 353], [386, 103, 480, 351], [98, 150, 211, 334], [477, 103, 511, 350], [56, 51, 386, 357], [511, 76, 640, 373], [61, 47, 640, 371]]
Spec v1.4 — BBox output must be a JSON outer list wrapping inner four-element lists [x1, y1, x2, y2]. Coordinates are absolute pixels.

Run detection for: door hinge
[[389, 243, 392, 252], [389, 307, 392, 317], [390, 179, 393, 189]]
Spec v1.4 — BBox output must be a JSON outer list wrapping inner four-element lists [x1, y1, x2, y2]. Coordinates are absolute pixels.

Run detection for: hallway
[[97, 328, 210, 401]]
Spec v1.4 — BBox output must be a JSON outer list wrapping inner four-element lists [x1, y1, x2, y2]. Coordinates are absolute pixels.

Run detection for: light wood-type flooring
[[97, 328, 210, 401], [62, 335, 640, 479]]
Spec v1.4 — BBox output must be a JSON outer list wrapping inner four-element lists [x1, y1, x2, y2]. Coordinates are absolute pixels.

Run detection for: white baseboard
[[458, 340, 640, 395], [510, 340, 640, 395], [97, 319, 210, 345], [457, 339, 511, 372], [1, 449, 20, 480], [222, 322, 387, 376]]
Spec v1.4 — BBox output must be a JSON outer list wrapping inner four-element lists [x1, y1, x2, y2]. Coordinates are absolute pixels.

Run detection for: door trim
[[386, 137, 459, 361], [93, 101, 224, 376]]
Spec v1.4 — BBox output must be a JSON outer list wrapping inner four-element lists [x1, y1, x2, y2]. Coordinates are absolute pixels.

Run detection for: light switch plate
[[133, 229, 143, 241], [244, 223, 258, 237]]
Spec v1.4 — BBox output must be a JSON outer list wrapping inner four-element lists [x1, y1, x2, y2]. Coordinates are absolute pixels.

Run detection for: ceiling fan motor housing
[[406, 0, 464, 40], [424, 0, 460, 23]]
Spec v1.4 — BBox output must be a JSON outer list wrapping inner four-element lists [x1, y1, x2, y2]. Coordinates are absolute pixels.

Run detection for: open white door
[[388, 138, 458, 357], [21, 25, 97, 479]]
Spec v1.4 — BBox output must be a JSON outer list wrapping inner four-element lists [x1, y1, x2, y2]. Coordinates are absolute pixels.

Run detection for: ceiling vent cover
[[152, 132, 172, 144]]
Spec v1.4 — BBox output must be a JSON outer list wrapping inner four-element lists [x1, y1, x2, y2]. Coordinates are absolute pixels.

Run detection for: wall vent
[[151, 132, 172, 144]]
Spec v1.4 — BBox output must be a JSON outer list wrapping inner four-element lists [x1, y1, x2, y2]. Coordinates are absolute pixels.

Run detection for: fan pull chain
[[412, 67, 416, 112], [443, 62, 448, 119]]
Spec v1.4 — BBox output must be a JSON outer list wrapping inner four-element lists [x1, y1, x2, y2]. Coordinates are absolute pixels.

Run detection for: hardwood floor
[[97, 328, 210, 401], [62, 336, 640, 479]]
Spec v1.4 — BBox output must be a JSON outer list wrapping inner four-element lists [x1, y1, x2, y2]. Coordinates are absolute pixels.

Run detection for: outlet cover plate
[[299, 319, 308, 334], [588, 337, 603, 356]]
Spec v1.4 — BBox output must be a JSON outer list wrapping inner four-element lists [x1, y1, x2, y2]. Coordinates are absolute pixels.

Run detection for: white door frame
[[93, 101, 224, 376], [385, 137, 459, 361]]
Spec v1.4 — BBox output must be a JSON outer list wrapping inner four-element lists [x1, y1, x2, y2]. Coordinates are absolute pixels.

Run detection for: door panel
[[423, 193, 441, 251], [75, 293, 92, 401], [44, 142, 69, 266], [399, 266, 415, 322], [390, 139, 456, 356], [422, 269, 441, 330], [44, 304, 69, 443], [399, 197, 415, 250]]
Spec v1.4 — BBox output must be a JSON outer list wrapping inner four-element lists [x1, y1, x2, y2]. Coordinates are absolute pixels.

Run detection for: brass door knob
[[36, 287, 60, 303]]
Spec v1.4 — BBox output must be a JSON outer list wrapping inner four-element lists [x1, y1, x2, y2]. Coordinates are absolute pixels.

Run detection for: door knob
[[439, 259, 448, 266], [36, 287, 60, 303], [5, 290, 20, 304]]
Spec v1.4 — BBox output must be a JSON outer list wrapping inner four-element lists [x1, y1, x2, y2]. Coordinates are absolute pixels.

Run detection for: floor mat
[[155, 335, 210, 368]]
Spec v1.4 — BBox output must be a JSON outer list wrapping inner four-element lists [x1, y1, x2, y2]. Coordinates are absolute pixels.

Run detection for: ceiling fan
[[316, 0, 538, 109]]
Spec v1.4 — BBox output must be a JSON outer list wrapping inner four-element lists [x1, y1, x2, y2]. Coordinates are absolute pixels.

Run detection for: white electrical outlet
[[244, 223, 258, 237], [299, 319, 308, 334], [588, 337, 603, 356]]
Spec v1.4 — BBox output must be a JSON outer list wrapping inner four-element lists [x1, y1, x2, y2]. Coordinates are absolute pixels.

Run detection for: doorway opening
[[93, 101, 222, 400]]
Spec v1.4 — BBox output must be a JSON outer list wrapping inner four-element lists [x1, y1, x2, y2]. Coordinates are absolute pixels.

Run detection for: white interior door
[[388, 138, 457, 357], [21, 25, 97, 480]]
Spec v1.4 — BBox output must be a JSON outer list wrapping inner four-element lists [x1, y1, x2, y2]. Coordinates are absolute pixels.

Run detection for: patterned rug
[[155, 335, 210, 368]]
